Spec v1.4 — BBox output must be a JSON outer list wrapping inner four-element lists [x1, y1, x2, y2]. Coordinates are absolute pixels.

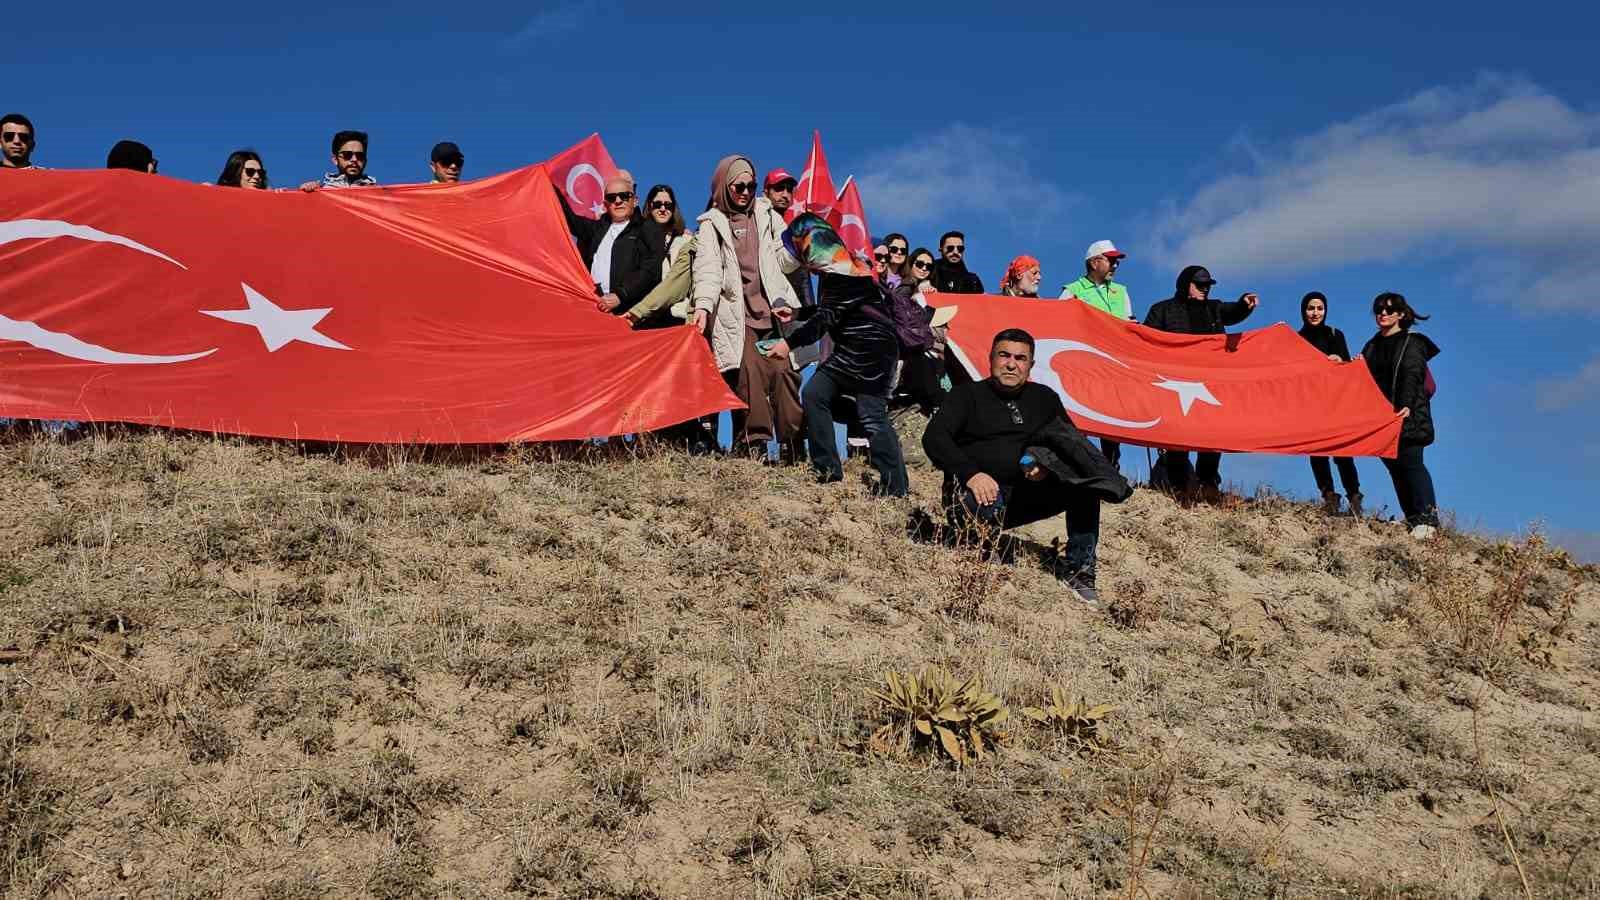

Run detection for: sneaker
[[1067, 575, 1100, 607], [1409, 524, 1437, 540]]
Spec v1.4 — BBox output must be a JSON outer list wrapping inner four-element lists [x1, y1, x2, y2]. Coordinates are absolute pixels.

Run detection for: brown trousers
[[730, 327, 803, 446]]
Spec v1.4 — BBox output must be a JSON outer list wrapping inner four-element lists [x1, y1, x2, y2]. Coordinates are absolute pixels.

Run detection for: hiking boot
[[1321, 491, 1342, 516], [1409, 524, 1437, 540], [1346, 492, 1364, 518], [1064, 573, 1099, 607]]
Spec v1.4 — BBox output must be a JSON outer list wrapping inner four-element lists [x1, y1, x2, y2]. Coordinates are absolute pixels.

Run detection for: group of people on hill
[[2, 113, 1445, 603]]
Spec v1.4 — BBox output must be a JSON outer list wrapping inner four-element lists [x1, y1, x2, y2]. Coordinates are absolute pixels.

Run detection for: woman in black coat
[[1298, 292, 1363, 516], [1361, 292, 1441, 536]]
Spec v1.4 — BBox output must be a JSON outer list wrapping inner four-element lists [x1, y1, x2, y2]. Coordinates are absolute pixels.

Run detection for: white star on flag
[[1152, 377, 1220, 415], [200, 283, 352, 352], [590, 202, 606, 216]]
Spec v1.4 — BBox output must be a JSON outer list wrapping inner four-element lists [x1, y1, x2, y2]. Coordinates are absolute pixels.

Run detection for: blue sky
[[10, 1, 1600, 557]]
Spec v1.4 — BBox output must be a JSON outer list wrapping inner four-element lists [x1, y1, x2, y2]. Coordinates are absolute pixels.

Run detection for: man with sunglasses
[[924, 328, 1108, 604], [1061, 240, 1136, 468], [558, 170, 664, 316], [931, 230, 985, 294], [429, 141, 464, 183], [300, 130, 377, 191], [1, 113, 39, 169]]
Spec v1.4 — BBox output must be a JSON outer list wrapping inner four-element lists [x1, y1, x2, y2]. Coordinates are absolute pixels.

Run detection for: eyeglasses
[[729, 181, 756, 195], [242, 166, 265, 178], [604, 191, 634, 203], [1006, 401, 1023, 426], [648, 200, 675, 211], [888, 246, 907, 255], [1, 130, 32, 145], [1104, 256, 1122, 266], [873, 253, 888, 262], [943, 244, 965, 254], [337, 150, 366, 161], [911, 259, 932, 271]]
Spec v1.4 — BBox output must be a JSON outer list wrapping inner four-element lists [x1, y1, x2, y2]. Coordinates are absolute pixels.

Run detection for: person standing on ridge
[[931, 231, 984, 294], [1061, 240, 1136, 467], [301, 130, 376, 190], [1142, 265, 1258, 500], [1361, 292, 1441, 538], [1297, 291, 1363, 516]]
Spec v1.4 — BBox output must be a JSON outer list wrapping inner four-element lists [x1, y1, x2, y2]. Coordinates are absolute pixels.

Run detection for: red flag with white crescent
[[826, 178, 874, 271], [932, 295, 1401, 457], [0, 167, 740, 443], [545, 133, 621, 220], [789, 130, 838, 224]]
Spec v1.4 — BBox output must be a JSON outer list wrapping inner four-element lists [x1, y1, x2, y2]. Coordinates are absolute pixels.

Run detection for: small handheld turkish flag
[[789, 130, 838, 224], [826, 178, 874, 271], [545, 133, 622, 220]]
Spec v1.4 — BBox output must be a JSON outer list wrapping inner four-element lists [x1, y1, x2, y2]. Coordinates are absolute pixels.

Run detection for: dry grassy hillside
[[2, 428, 1596, 899]]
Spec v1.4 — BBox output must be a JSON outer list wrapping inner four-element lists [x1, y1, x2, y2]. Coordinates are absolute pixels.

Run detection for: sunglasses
[[769, 182, 795, 192], [729, 181, 756, 195], [337, 150, 366, 161], [437, 157, 463, 167], [649, 200, 675, 211], [1374, 308, 1400, 316], [604, 191, 634, 203], [912, 259, 932, 270], [888, 246, 907, 255], [1, 130, 31, 144], [873, 253, 888, 262], [943, 244, 965, 253], [242, 166, 266, 178], [1006, 401, 1024, 426]]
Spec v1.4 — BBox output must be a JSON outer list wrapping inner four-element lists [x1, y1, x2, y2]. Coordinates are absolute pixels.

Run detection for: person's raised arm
[[1219, 292, 1258, 326]]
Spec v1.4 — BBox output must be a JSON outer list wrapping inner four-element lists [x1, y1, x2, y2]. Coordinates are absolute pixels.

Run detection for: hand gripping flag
[[934, 295, 1401, 457], [789, 130, 838, 224], [0, 166, 740, 443], [545, 133, 622, 220]]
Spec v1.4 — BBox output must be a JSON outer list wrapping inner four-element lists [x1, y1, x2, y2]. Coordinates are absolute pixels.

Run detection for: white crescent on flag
[[1031, 339, 1162, 430], [0, 218, 216, 364]]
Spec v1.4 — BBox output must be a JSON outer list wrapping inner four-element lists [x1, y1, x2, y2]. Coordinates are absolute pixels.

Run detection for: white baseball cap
[[1084, 239, 1127, 261]]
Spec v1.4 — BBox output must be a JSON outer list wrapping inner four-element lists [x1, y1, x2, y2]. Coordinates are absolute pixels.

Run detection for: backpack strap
[[1391, 333, 1411, 399]]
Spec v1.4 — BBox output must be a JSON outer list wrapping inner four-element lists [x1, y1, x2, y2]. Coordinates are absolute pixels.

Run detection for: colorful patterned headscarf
[[999, 255, 1041, 296], [782, 213, 873, 278]]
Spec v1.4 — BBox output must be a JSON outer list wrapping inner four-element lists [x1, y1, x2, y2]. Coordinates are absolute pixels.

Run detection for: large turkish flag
[[0, 166, 739, 443], [935, 295, 1401, 457]]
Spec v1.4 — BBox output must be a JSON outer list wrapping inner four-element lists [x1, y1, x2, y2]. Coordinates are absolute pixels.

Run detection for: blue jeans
[[944, 477, 1101, 580], [803, 368, 907, 497]]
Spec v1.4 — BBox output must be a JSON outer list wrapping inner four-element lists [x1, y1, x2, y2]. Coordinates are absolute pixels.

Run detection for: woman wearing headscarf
[[691, 155, 804, 457], [1298, 291, 1362, 516], [998, 255, 1042, 297], [1361, 292, 1442, 538]]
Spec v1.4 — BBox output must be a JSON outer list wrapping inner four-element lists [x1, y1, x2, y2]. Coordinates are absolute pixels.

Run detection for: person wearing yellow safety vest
[[1059, 239, 1134, 467]]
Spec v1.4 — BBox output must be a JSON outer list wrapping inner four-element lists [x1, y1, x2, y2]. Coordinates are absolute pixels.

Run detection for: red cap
[[764, 168, 798, 189]]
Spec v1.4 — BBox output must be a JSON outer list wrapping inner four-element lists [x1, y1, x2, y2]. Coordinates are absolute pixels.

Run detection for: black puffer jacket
[[558, 193, 665, 311], [785, 273, 899, 388], [1024, 417, 1134, 503], [1142, 265, 1255, 335], [1362, 329, 1440, 447]]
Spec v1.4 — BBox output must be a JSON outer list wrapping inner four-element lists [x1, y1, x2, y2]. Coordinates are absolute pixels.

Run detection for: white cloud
[[1146, 74, 1600, 312], [1535, 355, 1600, 411], [503, 1, 594, 48], [854, 124, 1076, 236]]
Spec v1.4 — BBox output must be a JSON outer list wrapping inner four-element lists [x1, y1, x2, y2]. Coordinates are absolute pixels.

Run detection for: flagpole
[[837, 174, 852, 200]]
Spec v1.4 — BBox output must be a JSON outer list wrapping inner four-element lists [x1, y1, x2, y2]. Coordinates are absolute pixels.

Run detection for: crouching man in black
[[922, 328, 1130, 604]]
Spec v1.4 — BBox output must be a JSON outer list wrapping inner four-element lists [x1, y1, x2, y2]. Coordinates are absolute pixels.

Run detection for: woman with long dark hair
[[881, 233, 910, 287], [216, 150, 267, 188], [1361, 292, 1441, 538], [621, 183, 695, 329], [1298, 291, 1362, 516]]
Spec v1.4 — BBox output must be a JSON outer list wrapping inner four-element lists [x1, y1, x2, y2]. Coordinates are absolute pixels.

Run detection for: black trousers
[[1309, 456, 1360, 496], [1152, 450, 1221, 490], [1099, 439, 1121, 468], [898, 352, 947, 414], [1381, 443, 1439, 527]]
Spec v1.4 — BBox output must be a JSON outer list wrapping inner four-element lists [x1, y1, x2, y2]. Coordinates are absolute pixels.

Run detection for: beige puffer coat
[[691, 196, 799, 372]]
